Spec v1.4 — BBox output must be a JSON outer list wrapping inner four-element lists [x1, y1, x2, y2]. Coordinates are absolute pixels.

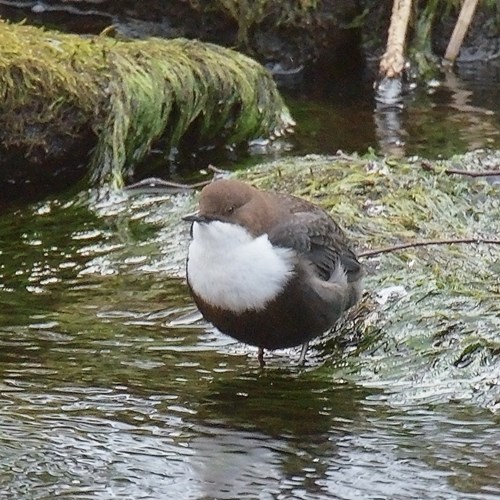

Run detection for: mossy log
[[0, 19, 294, 190]]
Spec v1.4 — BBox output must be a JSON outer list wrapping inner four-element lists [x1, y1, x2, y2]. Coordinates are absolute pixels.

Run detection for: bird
[[183, 178, 363, 366]]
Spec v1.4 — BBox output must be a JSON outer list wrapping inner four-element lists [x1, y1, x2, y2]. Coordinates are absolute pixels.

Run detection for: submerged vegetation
[[0, 19, 294, 188], [3, 149, 496, 408]]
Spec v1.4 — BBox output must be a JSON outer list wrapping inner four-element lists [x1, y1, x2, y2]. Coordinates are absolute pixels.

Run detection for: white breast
[[186, 221, 295, 313]]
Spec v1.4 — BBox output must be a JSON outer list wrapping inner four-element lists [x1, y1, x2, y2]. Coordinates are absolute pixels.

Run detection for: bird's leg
[[298, 341, 309, 365], [257, 347, 265, 368]]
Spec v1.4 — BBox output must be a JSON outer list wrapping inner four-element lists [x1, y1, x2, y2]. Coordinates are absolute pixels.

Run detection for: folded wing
[[267, 210, 362, 285]]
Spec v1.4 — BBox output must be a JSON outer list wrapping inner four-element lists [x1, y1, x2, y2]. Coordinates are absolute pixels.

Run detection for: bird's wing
[[267, 210, 362, 283]]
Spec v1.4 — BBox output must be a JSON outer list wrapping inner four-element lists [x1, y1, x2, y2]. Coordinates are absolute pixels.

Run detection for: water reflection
[[374, 76, 500, 158], [2, 363, 499, 499], [287, 69, 500, 160]]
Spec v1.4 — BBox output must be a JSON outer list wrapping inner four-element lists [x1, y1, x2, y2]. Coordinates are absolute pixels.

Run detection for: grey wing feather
[[267, 211, 362, 283]]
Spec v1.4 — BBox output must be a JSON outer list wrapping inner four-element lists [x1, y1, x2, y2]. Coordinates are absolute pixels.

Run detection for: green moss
[[0, 19, 294, 189]]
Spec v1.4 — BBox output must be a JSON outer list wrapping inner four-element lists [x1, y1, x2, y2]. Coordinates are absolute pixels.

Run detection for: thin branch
[[125, 165, 230, 192], [359, 238, 500, 258], [443, 0, 480, 64], [421, 161, 500, 178], [125, 177, 212, 192], [207, 164, 229, 175]]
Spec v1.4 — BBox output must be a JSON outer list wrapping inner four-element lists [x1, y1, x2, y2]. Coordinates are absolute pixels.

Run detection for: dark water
[[285, 67, 500, 159], [1, 67, 500, 497]]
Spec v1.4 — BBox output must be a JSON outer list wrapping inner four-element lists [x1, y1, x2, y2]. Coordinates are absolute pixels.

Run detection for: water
[[1, 169, 500, 498], [285, 68, 500, 159], [1, 67, 500, 497]]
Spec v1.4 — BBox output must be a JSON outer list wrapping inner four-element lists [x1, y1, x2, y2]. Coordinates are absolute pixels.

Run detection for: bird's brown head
[[183, 179, 271, 235]]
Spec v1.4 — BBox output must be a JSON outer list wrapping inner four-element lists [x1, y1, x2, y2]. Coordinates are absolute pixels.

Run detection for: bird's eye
[[227, 206, 235, 214]]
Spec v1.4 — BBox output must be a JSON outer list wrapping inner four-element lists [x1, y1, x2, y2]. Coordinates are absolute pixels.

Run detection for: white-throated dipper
[[183, 179, 363, 365]]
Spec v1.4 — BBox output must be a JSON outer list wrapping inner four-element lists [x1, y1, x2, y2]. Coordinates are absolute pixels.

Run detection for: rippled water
[[1, 176, 499, 498]]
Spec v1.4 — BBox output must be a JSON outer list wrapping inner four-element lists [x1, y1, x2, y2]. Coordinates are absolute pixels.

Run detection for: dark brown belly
[[190, 276, 342, 350]]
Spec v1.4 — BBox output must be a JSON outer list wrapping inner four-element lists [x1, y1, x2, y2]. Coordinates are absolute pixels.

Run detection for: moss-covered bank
[[0, 19, 293, 191]]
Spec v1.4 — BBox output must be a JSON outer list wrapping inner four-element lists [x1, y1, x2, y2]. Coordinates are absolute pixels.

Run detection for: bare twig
[[421, 161, 500, 178], [207, 164, 229, 175], [125, 166, 229, 193], [125, 177, 211, 192], [359, 238, 500, 258]]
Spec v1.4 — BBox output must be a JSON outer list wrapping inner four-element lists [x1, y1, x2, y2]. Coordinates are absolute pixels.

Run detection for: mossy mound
[[235, 151, 500, 410], [0, 19, 294, 190]]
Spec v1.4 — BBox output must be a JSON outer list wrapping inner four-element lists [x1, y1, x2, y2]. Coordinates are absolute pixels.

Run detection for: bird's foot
[[297, 341, 309, 365], [257, 347, 265, 368]]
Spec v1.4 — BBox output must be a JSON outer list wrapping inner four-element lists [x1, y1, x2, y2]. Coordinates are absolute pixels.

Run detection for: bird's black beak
[[182, 212, 210, 224]]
